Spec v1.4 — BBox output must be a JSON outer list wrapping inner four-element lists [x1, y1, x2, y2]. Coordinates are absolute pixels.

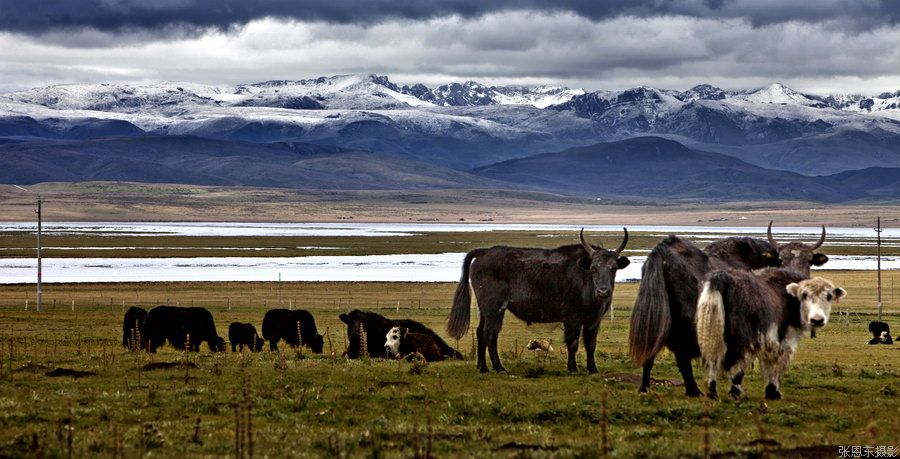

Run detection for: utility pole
[[875, 217, 882, 321], [35, 196, 42, 312]]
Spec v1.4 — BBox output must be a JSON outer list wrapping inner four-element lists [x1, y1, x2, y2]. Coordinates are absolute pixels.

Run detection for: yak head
[[578, 228, 630, 300], [252, 333, 264, 352], [309, 332, 325, 354], [767, 221, 829, 276], [210, 336, 227, 353], [786, 277, 845, 330], [384, 326, 405, 358]]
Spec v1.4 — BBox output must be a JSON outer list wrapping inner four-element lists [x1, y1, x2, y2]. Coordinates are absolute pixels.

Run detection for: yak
[[228, 322, 264, 352], [697, 270, 844, 400], [142, 306, 226, 353], [384, 326, 445, 362], [448, 229, 629, 374], [122, 306, 148, 349], [868, 321, 894, 345], [629, 222, 828, 396], [339, 309, 461, 359], [261, 309, 324, 353]]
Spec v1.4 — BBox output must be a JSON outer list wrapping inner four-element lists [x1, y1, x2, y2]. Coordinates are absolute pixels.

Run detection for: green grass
[[0, 276, 897, 457]]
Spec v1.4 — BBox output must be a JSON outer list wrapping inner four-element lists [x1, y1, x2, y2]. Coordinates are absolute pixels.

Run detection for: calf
[[229, 322, 263, 352], [384, 326, 444, 362], [142, 306, 226, 353], [340, 309, 461, 359], [868, 321, 894, 345], [261, 309, 324, 353], [696, 269, 844, 400], [122, 306, 148, 349], [525, 338, 554, 354]]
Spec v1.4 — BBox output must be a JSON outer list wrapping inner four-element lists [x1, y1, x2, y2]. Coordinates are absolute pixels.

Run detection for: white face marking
[[384, 326, 402, 357]]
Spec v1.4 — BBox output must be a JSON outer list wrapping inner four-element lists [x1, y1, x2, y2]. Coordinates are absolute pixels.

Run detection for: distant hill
[[0, 136, 501, 190], [826, 167, 900, 199], [474, 136, 863, 202]]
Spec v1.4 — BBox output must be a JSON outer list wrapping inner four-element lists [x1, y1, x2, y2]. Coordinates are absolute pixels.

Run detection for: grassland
[[0, 272, 896, 458], [2, 181, 899, 226]]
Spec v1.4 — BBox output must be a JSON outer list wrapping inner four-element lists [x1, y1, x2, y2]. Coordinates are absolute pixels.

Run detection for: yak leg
[[729, 368, 746, 399], [639, 357, 656, 393], [476, 320, 489, 373], [488, 329, 507, 373], [759, 358, 781, 400], [582, 319, 601, 374], [563, 320, 581, 373], [676, 352, 703, 397]]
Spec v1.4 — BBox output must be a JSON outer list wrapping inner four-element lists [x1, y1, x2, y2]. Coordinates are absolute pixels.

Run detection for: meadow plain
[[0, 271, 896, 458]]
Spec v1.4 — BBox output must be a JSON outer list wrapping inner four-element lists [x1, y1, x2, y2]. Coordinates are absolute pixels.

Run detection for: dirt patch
[[376, 380, 411, 388], [45, 368, 96, 378], [495, 441, 560, 451], [604, 372, 683, 387], [142, 361, 198, 371], [712, 444, 836, 458], [15, 363, 50, 373]]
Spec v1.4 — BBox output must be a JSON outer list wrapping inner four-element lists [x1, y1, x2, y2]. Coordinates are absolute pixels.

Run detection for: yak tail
[[628, 249, 672, 366], [696, 275, 727, 372], [447, 249, 485, 340]]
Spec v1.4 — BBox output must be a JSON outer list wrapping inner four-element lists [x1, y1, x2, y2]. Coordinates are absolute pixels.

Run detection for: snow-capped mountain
[[1, 75, 900, 176]]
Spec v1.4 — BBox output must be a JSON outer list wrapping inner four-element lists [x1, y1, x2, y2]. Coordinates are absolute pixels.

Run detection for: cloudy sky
[[1, 0, 898, 94]]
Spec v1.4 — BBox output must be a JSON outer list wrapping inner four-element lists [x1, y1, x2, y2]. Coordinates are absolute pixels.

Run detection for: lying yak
[[339, 309, 461, 359], [384, 326, 444, 362], [696, 269, 844, 400], [122, 306, 148, 349], [142, 306, 226, 353], [448, 229, 629, 373], [261, 309, 324, 353], [868, 321, 894, 345], [229, 322, 264, 352]]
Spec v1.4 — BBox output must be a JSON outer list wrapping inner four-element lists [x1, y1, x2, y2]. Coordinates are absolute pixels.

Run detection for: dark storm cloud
[[0, 0, 896, 36]]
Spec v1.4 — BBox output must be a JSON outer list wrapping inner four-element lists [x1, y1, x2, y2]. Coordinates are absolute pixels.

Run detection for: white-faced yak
[[448, 228, 630, 374], [384, 326, 445, 362], [629, 222, 829, 396], [339, 309, 461, 359], [696, 270, 844, 400]]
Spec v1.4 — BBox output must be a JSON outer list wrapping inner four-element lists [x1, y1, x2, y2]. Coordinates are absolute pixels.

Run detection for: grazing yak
[[142, 306, 226, 353], [868, 321, 894, 345], [228, 322, 264, 352], [384, 326, 444, 362], [629, 222, 828, 396], [261, 309, 324, 353], [339, 309, 461, 359], [448, 229, 630, 373], [697, 270, 844, 400], [122, 306, 148, 349]]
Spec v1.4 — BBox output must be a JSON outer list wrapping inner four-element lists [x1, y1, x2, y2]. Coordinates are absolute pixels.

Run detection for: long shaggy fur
[[447, 248, 485, 339], [696, 279, 726, 369], [629, 250, 672, 365]]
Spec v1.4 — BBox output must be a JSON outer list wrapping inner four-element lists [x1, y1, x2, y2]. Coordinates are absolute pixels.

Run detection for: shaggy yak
[[868, 321, 894, 345], [142, 306, 226, 353], [122, 306, 148, 349], [339, 309, 461, 359], [448, 229, 629, 373], [228, 322, 264, 352], [261, 309, 324, 353], [696, 270, 844, 400], [384, 326, 444, 362], [629, 222, 829, 396]]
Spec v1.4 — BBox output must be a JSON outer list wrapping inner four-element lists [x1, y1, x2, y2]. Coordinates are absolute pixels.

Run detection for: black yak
[[697, 270, 844, 400], [868, 321, 894, 345], [228, 322, 263, 352], [384, 326, 444, 362], [122, 306, 148, 349], [261, 309, 324, 353], [629, 222, 828, 396], [339, 309, 461, 359], [448, 229, 629, 373], [142, 306, 226, 353]]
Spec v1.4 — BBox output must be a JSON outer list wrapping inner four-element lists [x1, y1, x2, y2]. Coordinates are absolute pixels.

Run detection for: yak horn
[[615, 227, 629, 255], [580, 228, 595, 256], [811, 225, 826, 250], [766, 221, 779, 248]]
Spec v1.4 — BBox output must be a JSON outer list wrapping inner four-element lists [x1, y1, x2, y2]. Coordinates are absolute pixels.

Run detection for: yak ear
[[834, 287, 846, 301], [339, 314, 350, 324], [577, 257, 591, 270], [811, 253, 829, 266], [616, 256, 630, 269], [786, 283, 801, 298]]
